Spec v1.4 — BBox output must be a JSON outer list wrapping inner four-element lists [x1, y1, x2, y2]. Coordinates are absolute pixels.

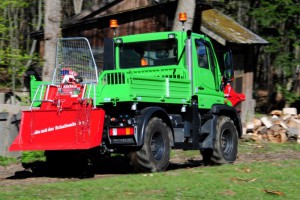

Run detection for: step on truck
[[10, 15, 245, 173]]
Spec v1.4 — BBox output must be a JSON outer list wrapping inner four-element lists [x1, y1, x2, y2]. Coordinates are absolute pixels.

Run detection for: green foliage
[[22, 151, 45, 163], [250, 0, 300, 101], [275, 83, 298, 104], [251, 0, 300, 27], [0, 0, 41, 88], [0, 49, 39, 87], [0, 156, 17, 166], [262, 37, 282, 54]]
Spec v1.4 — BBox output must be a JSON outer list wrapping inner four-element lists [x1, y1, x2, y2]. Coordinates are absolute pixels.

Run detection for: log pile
[[243, 108, 300, 144]]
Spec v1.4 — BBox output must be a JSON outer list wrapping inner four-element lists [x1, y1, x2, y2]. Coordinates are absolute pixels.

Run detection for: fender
[[201, 104, 242, 149], [135, 106, 174, 147]]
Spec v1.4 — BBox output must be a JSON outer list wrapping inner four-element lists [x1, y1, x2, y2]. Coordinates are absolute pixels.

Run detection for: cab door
[[192, 36, 224, 109]]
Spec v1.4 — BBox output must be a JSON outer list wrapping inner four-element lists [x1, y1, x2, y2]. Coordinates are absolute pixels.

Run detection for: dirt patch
[[0, 155, 131, 187], [1, 147, 300, 187], [0, 163, 72, 187], [236, 150, 300, 163]]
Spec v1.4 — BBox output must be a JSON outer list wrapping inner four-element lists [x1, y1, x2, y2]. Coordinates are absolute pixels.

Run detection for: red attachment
[[224, 83, 245, 107], [9, 108, 105, 151], [9, 83, 106, 151], [109, 127, 134, 136], [40, 84, 86, 110]]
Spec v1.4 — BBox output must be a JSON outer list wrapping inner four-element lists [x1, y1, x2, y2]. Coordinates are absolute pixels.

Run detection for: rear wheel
[[129, 117, 171, 172], [201, 116, 238, 164]]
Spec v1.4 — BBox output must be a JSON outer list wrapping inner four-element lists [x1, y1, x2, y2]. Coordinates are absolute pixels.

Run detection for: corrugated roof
[[201, 9, 268, 45]]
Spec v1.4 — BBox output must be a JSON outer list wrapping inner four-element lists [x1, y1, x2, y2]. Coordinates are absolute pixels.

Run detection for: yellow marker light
[[179, 12, 187, 22]]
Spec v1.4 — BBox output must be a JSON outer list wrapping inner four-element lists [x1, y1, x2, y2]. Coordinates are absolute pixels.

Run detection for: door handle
[[198, 86, 205, 90]]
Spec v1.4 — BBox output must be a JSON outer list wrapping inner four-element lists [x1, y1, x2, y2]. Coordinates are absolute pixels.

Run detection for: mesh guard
[[53, 37, 98, 84]]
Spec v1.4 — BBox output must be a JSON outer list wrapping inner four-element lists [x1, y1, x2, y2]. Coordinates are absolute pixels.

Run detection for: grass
[[0, 151, 45, 166], [238, 140, 300, 154], [0, 156, 17, 166], [1, 159, 299, 199], [0, 141, 299, 199], [21, 151, 45, 164]]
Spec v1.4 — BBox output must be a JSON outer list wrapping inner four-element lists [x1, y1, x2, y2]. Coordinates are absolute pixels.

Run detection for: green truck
[[10, 27, 244, 173]]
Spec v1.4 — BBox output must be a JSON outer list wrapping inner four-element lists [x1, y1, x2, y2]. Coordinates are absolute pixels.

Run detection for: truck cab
[[100, 31, 225, 108]]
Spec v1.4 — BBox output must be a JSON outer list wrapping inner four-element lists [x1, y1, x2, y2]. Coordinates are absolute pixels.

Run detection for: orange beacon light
[[179, 12, 187, 31], [179, 12, 187, 22], [110, 19, 118, 28], [110, 19, 118, 37]]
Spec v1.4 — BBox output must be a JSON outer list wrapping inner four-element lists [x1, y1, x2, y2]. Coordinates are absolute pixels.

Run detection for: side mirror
[[223, 51, 234, 80], [224, 51, 233, 69]]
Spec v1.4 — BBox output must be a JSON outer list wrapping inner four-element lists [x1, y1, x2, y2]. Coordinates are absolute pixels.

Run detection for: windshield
[[119, 39, 177, 68]]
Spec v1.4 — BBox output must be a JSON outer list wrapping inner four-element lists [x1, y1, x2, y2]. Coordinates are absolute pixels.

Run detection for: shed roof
[[201, 9, 268, 45], [66, 0, 123, 25], [60, 1, 268, 46]]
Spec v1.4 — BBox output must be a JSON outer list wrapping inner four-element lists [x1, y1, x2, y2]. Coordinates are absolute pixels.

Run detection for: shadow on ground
[[5, 156, 206, 180]]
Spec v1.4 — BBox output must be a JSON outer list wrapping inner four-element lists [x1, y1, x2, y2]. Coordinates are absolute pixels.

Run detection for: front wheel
[[129, 117, 171, 172], [201, 116, 238, 164]]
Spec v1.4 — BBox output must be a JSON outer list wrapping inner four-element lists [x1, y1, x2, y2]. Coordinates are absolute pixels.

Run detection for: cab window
[[119, 39, 177, 69], [195, 40, 209, 69]]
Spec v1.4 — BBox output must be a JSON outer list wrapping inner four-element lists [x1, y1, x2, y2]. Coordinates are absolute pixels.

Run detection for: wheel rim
[[221, 129, 233, 156], [150, 131, 165, 160]]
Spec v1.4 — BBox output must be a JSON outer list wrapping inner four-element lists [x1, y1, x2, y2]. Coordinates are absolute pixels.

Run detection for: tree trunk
[[73, 0, 83, 14], [43, 0, 62, 82], [295, 46, 300, 96], [293, 15, 300, 96], [172, 0, 196, 31], [8, 4, 21, 104], [26, 0, 43, 67]]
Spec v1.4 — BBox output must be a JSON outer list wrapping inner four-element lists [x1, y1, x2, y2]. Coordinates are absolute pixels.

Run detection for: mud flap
[[9, 108, 105, 151]]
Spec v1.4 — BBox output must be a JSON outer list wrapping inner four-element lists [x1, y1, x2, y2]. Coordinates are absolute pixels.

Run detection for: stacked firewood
[[243, 108, 300, 144]]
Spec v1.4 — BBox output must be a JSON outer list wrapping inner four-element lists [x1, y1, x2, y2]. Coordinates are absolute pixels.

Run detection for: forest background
[[0, 0, 299, 112]]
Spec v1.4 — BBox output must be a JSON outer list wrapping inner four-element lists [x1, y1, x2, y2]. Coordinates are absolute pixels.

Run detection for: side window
[[208, 46, 216, 79], [195, 39, 218, 90], [195, 40, 209, 69]]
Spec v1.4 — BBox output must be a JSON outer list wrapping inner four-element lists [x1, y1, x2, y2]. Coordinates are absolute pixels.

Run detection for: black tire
[[129, 117, 171, 172], [201, 116, 238, 164]]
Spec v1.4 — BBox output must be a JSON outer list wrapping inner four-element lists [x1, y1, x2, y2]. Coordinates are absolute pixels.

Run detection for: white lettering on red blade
[[32, 122, 77, 135]]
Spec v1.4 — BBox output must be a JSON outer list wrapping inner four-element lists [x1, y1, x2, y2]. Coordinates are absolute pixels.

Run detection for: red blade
[[9, 108, 105, 151]]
